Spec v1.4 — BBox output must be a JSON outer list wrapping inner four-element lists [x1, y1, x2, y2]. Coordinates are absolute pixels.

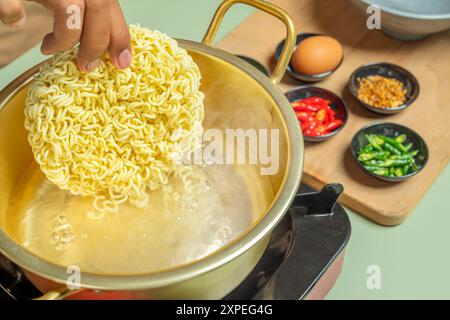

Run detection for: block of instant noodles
[[24, 25, 205, 212]]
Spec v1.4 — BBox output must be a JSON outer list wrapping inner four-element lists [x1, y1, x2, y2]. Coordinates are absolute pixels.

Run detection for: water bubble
[[190, 199, 198, 209], [201, 180, 212, 193], [173, 192, 181, 201], [184, 198, 199, 212], [49, 215, 75, 249], [86, 211, 104, 220], [49, 232, 60, 245], [177, 199, 186, 208], [216, 227, 232, 242], [57, 215, 67, 224]]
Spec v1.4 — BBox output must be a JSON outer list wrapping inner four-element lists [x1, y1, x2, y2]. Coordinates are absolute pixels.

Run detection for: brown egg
[[291, 36, 343, 75]]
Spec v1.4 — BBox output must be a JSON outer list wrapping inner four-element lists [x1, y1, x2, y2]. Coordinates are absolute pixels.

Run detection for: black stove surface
[[0, 183, 350, 300], [225, 183, 350, 299]]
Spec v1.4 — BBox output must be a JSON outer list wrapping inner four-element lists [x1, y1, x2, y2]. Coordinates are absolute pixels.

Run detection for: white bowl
[[351, 0, 450, 40]]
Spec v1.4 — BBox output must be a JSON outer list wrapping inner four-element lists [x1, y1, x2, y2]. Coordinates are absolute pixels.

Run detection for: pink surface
[[304, 250, 346, 300]]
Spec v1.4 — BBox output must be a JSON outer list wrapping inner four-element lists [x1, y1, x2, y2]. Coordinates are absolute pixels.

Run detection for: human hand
[[0, 0, 131, 71]]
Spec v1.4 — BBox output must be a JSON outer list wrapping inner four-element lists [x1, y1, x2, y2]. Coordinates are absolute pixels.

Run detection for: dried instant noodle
[[24, 25, 205, 213]]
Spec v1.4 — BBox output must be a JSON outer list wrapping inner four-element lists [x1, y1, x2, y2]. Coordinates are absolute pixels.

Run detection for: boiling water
[[6, 162, 273, 274]]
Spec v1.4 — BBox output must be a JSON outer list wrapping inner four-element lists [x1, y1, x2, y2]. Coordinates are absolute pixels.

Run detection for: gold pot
[[0, 0, 302, 299]]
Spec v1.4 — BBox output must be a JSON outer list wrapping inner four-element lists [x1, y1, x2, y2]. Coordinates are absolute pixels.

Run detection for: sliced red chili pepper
[[327, 119, 343, 131], [291, 101, 306, 108], [306, 116, 315, 122], [314, 125, 328, 134], [301, 120, 318, 133], [295, 111, 311, 122], [315, 109, 327, 122], [292, 103, 320, 112], [300, 123, 309, 132], [294, 97, 343, 137], [327, 108, 336, 122], [311, 97, 323, 104], [303, 129, 319, 136]]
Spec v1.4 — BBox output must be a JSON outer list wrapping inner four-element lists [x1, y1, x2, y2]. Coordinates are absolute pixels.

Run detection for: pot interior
[[0, 45, 290, 276]]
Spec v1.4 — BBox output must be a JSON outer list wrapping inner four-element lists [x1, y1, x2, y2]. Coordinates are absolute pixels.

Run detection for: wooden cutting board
[[217, 0, 450, 225]]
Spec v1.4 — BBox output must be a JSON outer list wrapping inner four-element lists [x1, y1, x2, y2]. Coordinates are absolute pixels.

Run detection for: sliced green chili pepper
[[365, 134, 382, 151], [362, 160, 378, 166], [378, 135, 407, 153], [373, 168, 389, 176], [358, 151, 390, 162], [404, 142, 413, 152], [359, 144, 374, 154], [382, 142, 402, 155], [358, 153, 373, 161], [394, 167, 403, 177], [357, 133, 421, 177], [378, 159, 412, 167], [374, 151, 390, 160], [395, 134, 407, 143], [389, 150, 419, 160], [364, 165, 385, 171], [402, 164, 410, 175], [372, 135, 384, 146]]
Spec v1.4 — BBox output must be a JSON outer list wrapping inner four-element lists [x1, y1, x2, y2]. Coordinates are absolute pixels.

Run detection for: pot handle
[[0, 254, 79, 300], [202, 0, 296, 85], [290, 183, 344, 215]]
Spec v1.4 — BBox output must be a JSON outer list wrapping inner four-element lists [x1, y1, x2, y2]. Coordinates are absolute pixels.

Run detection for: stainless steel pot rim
[[0, 39, 304, 290]]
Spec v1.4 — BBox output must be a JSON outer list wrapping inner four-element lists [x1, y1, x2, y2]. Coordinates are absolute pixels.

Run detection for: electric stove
[[0, 183, 350, 300]]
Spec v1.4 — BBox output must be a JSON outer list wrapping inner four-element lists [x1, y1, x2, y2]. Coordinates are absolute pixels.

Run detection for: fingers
[[32, 0, 130, 72], [77, 0, 111, 72], [0, 0, 26, 27], [40, 0, 85, 55], [108, 0, 131, 69]]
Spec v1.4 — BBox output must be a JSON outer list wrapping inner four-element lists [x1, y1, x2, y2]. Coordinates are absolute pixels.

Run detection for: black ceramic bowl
[[351, 122, 429, 182], [285, 86, 348, 142], [237, 55, 269, 76], [348, 62, 420, 115], [275, 33, 343, 83]]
